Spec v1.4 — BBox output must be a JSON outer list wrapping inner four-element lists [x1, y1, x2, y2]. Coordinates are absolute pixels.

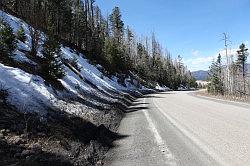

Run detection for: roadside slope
[[0, 10, 150, 166]]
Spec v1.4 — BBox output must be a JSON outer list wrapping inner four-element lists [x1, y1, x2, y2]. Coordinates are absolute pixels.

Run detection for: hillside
[[0, 10, 152, 165], [0, 1, 197, 165]]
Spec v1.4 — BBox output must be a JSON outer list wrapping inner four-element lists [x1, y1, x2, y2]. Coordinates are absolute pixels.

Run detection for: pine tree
[[29, 25, 40, 57], [47, 0, 72, 38], [16, 26, 26, 43], [1, 0, 198, 89], [236, 43, 249, 94], [187, 75, 197, 89], [0, 19, 17, 64], [40, 35, 65, 80], [208, 54, 224, 94], [107, 7, 132, 74], [109, 7, 124, 43]]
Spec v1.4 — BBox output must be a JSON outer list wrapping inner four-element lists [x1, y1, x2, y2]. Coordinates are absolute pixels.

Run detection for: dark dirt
[[0, 88, 134, 166]]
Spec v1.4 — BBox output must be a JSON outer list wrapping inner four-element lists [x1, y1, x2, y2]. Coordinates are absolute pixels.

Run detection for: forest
[[0, 0, 196, 89], [208, 34, 249, 99]]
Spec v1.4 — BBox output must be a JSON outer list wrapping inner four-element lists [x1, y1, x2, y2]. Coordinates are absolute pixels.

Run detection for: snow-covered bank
[[0, 10, 154, 117], [0, 9, 174, 166]]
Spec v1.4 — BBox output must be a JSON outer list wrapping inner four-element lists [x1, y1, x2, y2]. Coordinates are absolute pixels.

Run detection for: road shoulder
[[103, 98, 171, 166], [190, 91, 250, 109]]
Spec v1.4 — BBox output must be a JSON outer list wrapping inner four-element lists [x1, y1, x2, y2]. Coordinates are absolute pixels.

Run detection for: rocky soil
[[0, 88, 136, 166]]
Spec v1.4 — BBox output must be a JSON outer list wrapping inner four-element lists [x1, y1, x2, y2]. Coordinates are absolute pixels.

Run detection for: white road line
[[143, 98, 177, 165], [152, 98, 229, 166]]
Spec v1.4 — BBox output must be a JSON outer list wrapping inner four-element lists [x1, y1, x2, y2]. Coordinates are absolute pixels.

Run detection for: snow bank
[[155, 84, 171, 91], [0, 10, 143, 115], [62, 47, 128, 91], [0, 64, 56, 115]]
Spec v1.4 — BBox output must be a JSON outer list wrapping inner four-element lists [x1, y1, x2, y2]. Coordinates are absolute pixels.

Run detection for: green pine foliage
[[46, 0, 73, 38], [0, 19, 17, 64], [40, 35, 65, 80], [109, 7, 124, 43], [207, 43, 249, 96], [208, 54, 224, 95], [187, 74, 198, 89], [237, 43, 249, 74], [236, 43, 249, 94], [2, 1, 197, 89], [16, 26, 26, 43]]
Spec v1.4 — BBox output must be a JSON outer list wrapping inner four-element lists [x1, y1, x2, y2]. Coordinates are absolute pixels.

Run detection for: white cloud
[[185, 47, 239, 71], [185, 56, 214, 65], [185, 44, 250, 71], [217, 48, 238, 57], [184, 56, 214, 71], [191, 49, 200, 57]]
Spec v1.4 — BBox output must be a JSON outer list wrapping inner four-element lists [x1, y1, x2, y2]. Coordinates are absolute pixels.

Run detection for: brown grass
[[195, 89, 250, 104]]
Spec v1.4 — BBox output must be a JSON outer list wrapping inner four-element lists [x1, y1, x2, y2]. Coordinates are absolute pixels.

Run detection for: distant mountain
[[247, 64, 250, 72], [192, 64, 249, 81], [191, 70, 209, 81]]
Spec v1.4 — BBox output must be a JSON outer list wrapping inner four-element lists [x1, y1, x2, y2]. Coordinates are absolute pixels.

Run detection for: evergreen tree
[[0, 19, 17, 63], [71, 0, 86, 47], [109, 7, 124, 43], [187, 76, 198, 89], [236, 43, 249, 94], [106, 40, 126, 74], [47, 0, 72, 38], [107, 7, 132, 74], [40, 35, 65, 80], [208, 54, 224, 94], [1, 0, 197, 89], [29, 26, 40, 57], [16, 26, 26, 43]]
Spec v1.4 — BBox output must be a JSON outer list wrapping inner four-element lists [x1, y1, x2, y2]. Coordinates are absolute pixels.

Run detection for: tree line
[[208, 39, 249, 97], [1, 0, 196, 89]]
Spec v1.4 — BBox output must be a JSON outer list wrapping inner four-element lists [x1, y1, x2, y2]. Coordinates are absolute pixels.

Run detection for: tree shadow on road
[[142, 95, 165, 98], [125, 106, 150, 113], [124, 100, 150, 113], [159, 92, 176, 94], [131, 102, 150, 106]]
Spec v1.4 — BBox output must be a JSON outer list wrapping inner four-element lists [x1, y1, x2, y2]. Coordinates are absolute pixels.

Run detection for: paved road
[[104, 91, 250, 166]]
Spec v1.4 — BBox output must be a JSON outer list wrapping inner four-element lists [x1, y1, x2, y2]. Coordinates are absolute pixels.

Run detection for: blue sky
[[96, 0, 250, 71]]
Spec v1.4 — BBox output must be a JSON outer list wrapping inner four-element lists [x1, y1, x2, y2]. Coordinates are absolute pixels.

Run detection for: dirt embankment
[[0, 88, 140, 166]]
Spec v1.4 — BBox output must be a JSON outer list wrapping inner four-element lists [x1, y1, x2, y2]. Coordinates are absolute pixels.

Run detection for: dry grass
[[196, 89, 250, 104]]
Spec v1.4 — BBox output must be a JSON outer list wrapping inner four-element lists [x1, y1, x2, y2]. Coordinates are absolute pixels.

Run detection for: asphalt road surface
[[104, 91, 250, 166]]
